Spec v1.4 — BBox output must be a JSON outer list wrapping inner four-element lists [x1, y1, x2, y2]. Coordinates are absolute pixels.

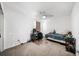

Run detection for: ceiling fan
[[39, 11, 54, 19]]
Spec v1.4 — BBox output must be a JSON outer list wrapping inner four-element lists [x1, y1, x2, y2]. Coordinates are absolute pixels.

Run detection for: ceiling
[[38, 2, 75, 17], [2, 2, 75, 17]]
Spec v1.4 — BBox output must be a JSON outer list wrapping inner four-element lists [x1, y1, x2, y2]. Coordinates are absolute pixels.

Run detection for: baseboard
[[2, 41, 29, 53]]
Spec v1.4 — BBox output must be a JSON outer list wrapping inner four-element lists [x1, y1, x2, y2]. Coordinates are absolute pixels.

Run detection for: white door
[[0, 19, 1, 52], [0, 5, 4, 52], [0, 15, 4, 52], [0, 32, 2, 52]]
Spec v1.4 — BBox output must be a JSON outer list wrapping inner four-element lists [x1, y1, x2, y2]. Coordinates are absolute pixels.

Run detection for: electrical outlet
[[17, 39, 21, 44]]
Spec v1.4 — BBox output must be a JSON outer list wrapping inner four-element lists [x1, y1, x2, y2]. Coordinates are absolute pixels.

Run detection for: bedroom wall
[[1, 3, 36, 50], [41, 16, 72, 35], [71, 3, 79, 54], [1, 2, 74, 51]]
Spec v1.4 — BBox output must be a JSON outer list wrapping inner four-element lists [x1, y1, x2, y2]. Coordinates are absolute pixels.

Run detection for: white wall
[[1, 3, 36, 50], [41, 16, 72, 35], [71, 3, 79, 53], [0, 13, 4, 52]]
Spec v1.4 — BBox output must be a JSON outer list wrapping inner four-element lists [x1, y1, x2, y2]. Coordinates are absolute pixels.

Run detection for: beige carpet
[[1, 39, 75, 56]]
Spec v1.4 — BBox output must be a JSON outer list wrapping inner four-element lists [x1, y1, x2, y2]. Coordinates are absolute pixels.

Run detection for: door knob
[[0, 33, 1, 38]]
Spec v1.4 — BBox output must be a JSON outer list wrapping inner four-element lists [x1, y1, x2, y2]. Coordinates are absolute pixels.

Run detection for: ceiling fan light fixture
[[42, 15, 46, 19]]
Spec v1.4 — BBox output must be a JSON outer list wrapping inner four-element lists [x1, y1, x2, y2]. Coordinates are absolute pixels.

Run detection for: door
[[36, 21, 40, 31], [0, 14, 4, 52], [0, 4, 4, 52], [0, 32, 1, 52]]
